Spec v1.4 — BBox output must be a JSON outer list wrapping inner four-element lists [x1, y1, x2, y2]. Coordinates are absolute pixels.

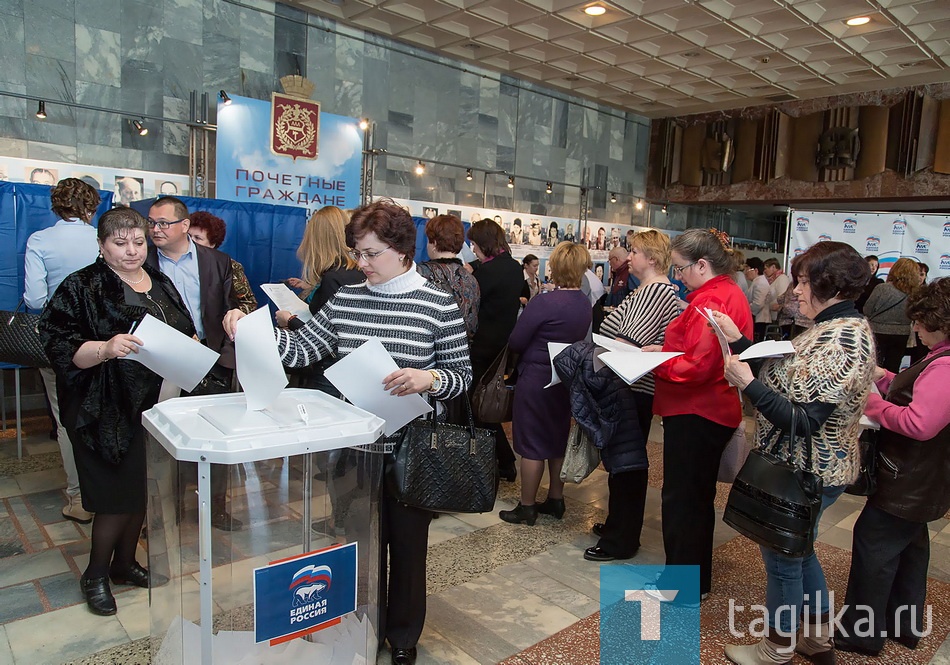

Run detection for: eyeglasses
[[347, 247, 392, 262], [147, 218, 186, 230], [672, 261, 697, 275]]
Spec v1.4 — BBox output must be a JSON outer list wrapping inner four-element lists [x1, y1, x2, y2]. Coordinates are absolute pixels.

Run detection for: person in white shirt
[[764, 258, 791, 324], [23, 178, 101, 524], [744, 257, 772, 342]]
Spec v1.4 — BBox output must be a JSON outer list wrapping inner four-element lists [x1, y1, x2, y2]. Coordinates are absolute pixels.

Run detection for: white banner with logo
[[789, 210, 950, 278]]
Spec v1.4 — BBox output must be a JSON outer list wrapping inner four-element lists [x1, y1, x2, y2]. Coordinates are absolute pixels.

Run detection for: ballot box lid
[[142, 388, 385, 463]]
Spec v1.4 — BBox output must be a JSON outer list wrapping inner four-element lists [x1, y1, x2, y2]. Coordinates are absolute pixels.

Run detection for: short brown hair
[[97, 206, 149, 241], [548, 242, 589, 289], [907, 277, 950, 336], [671, 228, 736, 276], [791, 241, 869, 302], [188, 211, 227, 248], [887, 257, 921, 295], [152, 195, 189, 220], [630, 229, 671, 273], [346, 199, 416, 266], [467, 219, 509, 258], [425, 215, 465, 254], [50, 178, 100, 221]]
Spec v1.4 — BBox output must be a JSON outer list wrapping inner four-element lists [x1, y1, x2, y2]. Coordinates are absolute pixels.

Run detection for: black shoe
[[834, 634, 880, 657], [499, 464, 517, 482], [391, 647, 417, 665], [110, 562, 168, 589], [537, 497, 565, 519], [499, 502, 538, 525], [211, 509, 243, 531], [583, 546, 634, 562], [591, 522, 606, 537], [80, 574, 117, 616]]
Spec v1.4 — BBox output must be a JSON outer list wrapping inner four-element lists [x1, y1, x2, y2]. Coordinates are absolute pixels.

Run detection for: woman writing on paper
[[710, 241, 876, 664], [223, 200, 471, 665]]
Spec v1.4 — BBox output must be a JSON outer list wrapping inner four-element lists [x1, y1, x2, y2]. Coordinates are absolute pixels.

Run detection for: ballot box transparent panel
[[142, 390, 385, 665]]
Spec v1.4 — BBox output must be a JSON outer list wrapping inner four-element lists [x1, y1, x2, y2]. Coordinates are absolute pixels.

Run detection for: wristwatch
[[427, 370, 442, 393]]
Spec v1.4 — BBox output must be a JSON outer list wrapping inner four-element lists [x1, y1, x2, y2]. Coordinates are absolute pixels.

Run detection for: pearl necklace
[[110, 265, 146, 285]]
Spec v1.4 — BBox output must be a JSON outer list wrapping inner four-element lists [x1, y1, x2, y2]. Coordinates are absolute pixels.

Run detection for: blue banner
[[253, 543, 358, 644], [216, 94, 363, 212]]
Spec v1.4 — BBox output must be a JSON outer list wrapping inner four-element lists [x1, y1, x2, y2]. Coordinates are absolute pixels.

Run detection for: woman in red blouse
[[645, 228, 753, 600]]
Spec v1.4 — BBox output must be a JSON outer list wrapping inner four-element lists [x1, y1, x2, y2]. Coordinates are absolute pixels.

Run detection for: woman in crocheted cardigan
[[712, 241, 877, 665]]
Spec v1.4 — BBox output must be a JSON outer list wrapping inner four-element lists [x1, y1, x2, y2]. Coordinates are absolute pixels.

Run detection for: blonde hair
[[549, 242, 590, 288], [297, 206, 358, 298], [630, 229, 672, 273]]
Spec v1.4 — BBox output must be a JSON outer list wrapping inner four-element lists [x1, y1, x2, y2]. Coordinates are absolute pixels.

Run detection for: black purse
[[471, 345, 514, 423], [723, 403, 824, 557], [844, 429, 878, 497], [0, 300, 50, 368], [385, 396, 499, 513]]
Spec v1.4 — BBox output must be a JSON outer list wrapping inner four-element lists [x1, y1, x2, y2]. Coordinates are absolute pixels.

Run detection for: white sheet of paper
[[543, 342, 570, 388], [702, 307, 731, 362], [599, 350, 683, 385], [235, 307, 288, 411], [592, 332, 641, 354], [739, 340, 796, 361], [323, 338, 432, 436], [260, 283, 312, 321], [120, 314, 219, 392]]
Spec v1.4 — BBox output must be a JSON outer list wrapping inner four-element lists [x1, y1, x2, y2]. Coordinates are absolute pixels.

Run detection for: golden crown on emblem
[[279, 75, 315, 100]]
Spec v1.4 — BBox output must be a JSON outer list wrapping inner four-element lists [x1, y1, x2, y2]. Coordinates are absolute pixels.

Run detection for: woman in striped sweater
[[224, 201, 472, 665]]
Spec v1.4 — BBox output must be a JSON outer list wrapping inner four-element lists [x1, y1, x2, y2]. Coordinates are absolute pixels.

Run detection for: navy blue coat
[[553, 341, 648, 474]]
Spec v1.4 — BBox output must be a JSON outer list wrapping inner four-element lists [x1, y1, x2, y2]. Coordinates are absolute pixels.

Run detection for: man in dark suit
[[146, 196, 242, 530]]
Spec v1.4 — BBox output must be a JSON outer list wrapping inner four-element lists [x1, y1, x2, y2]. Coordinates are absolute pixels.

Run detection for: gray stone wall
[[0, 0, 649, 224]]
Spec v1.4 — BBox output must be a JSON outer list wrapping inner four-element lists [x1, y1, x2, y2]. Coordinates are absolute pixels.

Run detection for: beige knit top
[[754, 316, 877, 486]]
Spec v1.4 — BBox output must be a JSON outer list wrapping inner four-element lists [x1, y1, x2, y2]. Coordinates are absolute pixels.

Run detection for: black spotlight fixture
[[465, 168, 474, 181], [635, 198, 644, 210], [219, 90, 232, 105], [661, 204, 668, 214], [507, 175, 514, 189], [414, 161, 425, 175], [131, 119, 148, 136], [35, 101, 47, 119], [610, 192, 617, 203], [545, 181, 553, 194]]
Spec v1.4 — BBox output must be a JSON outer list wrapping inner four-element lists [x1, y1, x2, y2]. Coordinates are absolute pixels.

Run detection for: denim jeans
[[760, 485, 846, 634]]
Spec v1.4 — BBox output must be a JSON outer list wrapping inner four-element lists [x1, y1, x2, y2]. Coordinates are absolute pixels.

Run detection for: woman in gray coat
[[864, 257, 919, 372]]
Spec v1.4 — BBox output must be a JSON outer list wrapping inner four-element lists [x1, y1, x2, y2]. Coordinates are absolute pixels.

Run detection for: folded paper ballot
[[599, 350, 683, 385], [738, 340, 796, 361], [543, 342, 570, 388], [261, 283, 312, 321], [122, 313, 219, 392]]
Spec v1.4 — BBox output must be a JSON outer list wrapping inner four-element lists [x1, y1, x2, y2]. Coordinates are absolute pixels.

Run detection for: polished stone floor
[[3, 412, 950, 665]]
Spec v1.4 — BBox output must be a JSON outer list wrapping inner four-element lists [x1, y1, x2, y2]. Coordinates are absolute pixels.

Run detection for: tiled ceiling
[[286, 0, 950, 118]]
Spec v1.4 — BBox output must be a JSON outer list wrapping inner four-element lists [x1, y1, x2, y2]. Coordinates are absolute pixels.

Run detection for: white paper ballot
[[324, 338, 433, 436], [543, 342, 570, 388], [738, 340, 796, 361], [592, 332, 641, 354], [702, 307, 732, 362], [235, 307, 288, 411], [261, 283, 313, 322], [599, 350, 683, 385], [121, 314, 219, 392]]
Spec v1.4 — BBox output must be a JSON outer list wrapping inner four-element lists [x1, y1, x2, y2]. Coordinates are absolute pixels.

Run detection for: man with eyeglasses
[[146, 196, 242, 531]]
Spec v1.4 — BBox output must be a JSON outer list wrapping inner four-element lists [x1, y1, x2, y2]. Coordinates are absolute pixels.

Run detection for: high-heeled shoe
[[499, 502, 538, 525], [80, 574, 117, 616], [536, 497, 565, 519]]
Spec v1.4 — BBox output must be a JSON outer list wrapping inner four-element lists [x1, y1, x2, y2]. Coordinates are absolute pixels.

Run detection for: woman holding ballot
[[223, 199, 471, 665], [39, 207, 195, 617], [711, 240, 876, 665]]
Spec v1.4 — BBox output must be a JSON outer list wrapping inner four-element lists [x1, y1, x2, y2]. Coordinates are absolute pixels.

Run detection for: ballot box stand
[[142, 389, 386, 665]]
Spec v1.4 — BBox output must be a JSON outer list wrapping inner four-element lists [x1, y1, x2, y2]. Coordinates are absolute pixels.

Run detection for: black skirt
[[72, 426, 147, 514]]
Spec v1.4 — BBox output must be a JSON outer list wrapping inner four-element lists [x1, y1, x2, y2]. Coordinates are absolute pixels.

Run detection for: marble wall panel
[[162, 38, 202, 98], [164, 0, 203, 45], [238, 68, 276, 100], [0, 0, 22, 17], [120, 60, 163, 117], [162, 95, 189, 156], [27, 141, 78, 163], [203, 28, 241, 92], [25, 55, 75, 104], [0, 137, 28, 158], [75, 82, 123, 147], [76, 26, 121, 88], [121, 1, 164, 65], [0, 84, 26, 118], [77, 143, 143, 170], [202, 0, 240, 38], [0, 13, 25, 87], [238, 6, 274, 73], [75, 0, 121, 31]]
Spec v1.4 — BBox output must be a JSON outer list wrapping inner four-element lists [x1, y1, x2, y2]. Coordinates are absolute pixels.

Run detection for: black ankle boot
[[536, 497, 565, 519], [499, 502, 538, 525], [80, 574, 117, 616]]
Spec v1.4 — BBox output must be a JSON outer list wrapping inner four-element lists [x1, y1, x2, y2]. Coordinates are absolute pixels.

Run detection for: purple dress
[[509, 289, 592, 460]]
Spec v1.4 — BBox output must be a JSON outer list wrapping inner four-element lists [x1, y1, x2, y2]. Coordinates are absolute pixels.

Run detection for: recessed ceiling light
[[846, 16, 870, 26], [584, 5, 606, 16]]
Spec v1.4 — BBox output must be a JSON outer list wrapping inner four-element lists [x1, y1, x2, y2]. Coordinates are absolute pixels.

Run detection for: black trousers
[[874, 333, 909, 374], [661, 414, 733, 595], [378, 491, 433, 650], [839, 503, 930, 653]]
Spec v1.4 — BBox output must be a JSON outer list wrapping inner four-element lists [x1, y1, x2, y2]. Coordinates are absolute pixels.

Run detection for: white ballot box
[[142, 389, 386, 665]]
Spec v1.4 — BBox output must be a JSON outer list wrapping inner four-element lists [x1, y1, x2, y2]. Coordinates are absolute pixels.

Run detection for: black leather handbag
[[386, 396, 499, 513], [471, 345, 514, 423], [723, 403, 824, 557], [844, 429, 878, 497], [0, 300, 50, 368]]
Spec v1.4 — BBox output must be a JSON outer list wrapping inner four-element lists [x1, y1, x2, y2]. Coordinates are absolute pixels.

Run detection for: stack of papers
[[738, 340, 796, 361], [591, 333, 683, 386]]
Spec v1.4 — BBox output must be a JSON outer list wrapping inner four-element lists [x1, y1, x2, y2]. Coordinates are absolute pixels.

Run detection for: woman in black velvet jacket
[[39, 207, 194, 617]]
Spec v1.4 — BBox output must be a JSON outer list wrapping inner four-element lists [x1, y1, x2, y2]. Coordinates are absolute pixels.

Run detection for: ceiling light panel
[[794, 0, 881, 24], [842, 26, 919, 52]]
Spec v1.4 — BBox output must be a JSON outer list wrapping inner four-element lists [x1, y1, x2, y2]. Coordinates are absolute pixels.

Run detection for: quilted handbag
[[471, 345, 514, 423], [386, 397, 498, 513], [0, 300, 50, 368], [560, 421, 600, 484], [723, 403, 824, 557], [717, 423, 752, 483]]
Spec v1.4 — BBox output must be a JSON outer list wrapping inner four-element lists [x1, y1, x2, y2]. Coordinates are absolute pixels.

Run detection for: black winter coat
[[553, 341, 648, 473]]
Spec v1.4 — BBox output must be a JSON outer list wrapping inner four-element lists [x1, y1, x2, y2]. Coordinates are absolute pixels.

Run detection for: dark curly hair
[[907, 277, 950, 336], [425, 214, 465, 254], [188, 211, 227, 248], [467, 219, 509, 258], [50, 178, 100, 221], [346, 199, 416, 266], [791, 240, 869, 302]]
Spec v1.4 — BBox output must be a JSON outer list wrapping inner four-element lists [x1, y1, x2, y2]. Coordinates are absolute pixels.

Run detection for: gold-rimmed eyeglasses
[[672, 261, 697, 275], [347, 247, 392, 262]]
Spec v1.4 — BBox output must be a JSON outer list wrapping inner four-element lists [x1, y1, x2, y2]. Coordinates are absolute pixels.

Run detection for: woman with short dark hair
[[188, 211, 257, 314], [418, 214, 479, 340]]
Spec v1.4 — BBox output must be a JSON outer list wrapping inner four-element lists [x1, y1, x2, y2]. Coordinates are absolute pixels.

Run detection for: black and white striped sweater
[[275, 266, 472, 400]]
